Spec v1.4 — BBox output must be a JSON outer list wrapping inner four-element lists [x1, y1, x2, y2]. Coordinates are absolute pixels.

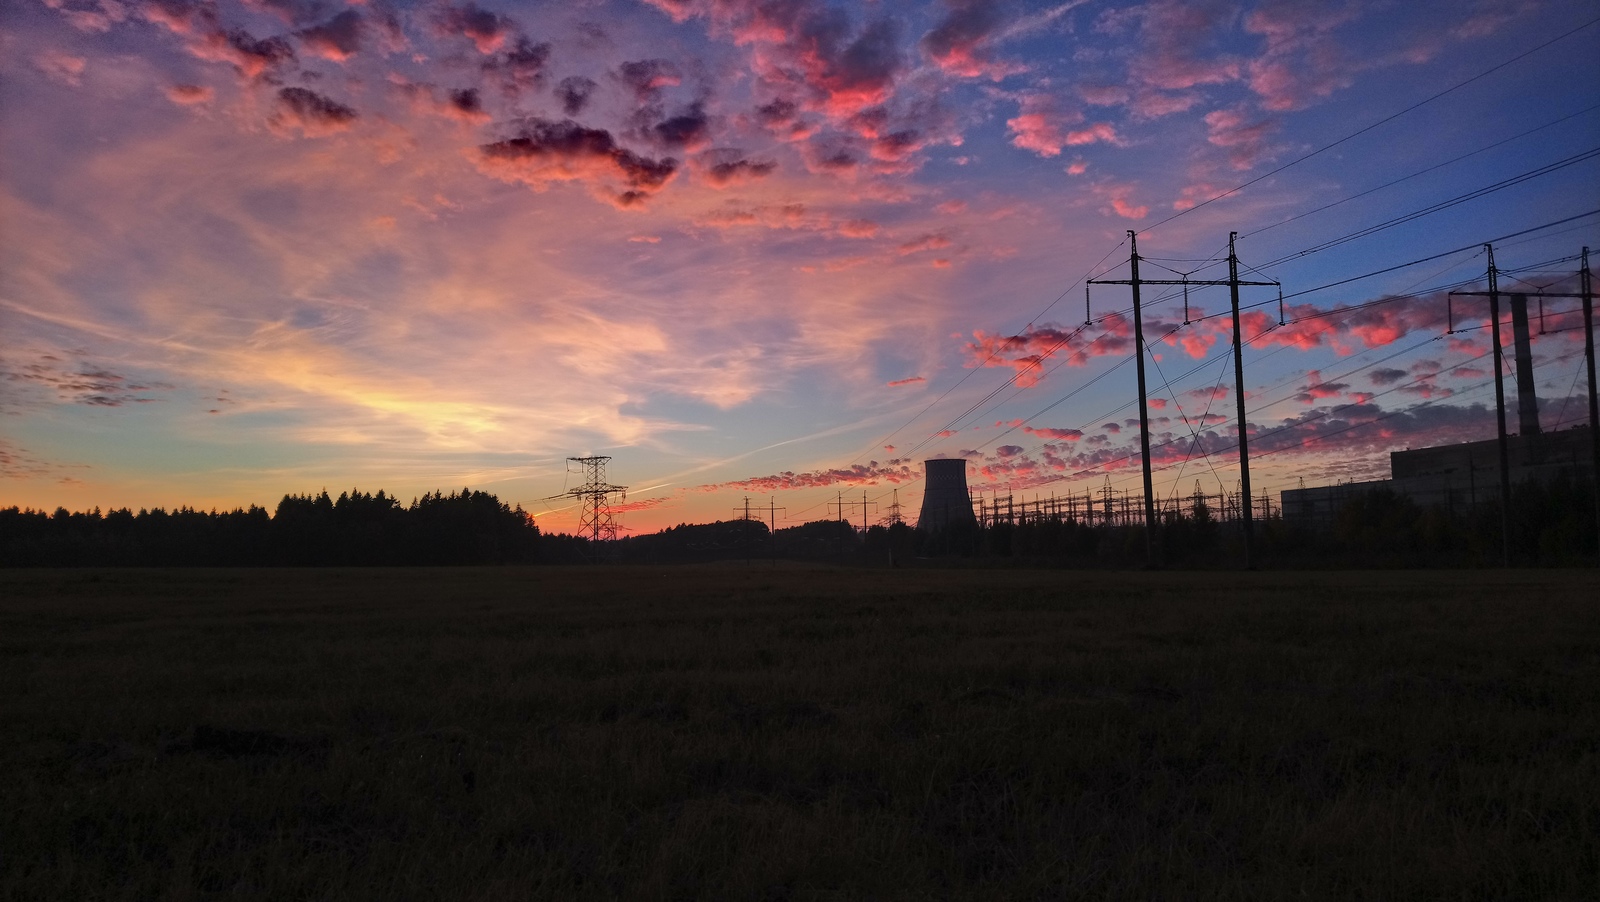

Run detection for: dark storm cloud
[[3, 358, 172, 408], [754, 97, 798, 125], [922, 0, 1012, 77], [139, 0, 219, 34], [819, 17, 903, 104], [483, 35, 552, 93], [557, 76, 597, 115], [615, 58, 683, 102], [448, 87, 485, 118], [576, 21, 611, 47], [271, 86, 357, 134], [431, 2, 516, 54], [650, 101, 711, 149], [220, 29, 297, 79], [242, 0, 326, 26], [478, 118, 679, 207], [694, 149, 777, 186], [296, 9, 364, 61]]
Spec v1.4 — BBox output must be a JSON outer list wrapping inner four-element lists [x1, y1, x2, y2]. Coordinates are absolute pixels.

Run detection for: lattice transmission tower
[[559, 456, 627, 545]]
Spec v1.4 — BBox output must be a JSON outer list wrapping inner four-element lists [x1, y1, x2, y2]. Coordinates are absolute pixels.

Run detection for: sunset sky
[[3, 0, 1597, 533]]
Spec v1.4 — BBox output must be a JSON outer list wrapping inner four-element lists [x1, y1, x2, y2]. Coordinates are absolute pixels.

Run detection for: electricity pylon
[[548, 456, 626, 552]]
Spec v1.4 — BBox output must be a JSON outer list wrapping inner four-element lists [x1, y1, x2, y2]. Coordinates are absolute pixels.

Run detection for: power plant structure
[[917, 458, 978, 530], [1281, 289, 1594, 523]]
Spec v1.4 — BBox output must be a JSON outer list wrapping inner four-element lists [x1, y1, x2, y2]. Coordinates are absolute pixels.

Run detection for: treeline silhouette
[[6, 476, 1593, 568], [584, 473, 1595, 569], [1, 489, 539, 566]]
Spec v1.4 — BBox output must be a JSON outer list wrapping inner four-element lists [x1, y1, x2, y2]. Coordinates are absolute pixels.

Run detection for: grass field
[[3, 566, 1597, 900]]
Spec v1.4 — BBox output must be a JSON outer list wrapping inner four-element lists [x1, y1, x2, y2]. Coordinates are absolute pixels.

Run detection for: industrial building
[[1280, 427, 1594, 526], [1281, 291, 1596, 525]]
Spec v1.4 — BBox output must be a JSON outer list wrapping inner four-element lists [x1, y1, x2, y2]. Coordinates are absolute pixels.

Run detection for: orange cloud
[[165, 83, 214, 105]]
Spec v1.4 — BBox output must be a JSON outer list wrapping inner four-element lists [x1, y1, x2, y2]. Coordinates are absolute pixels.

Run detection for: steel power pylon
[[881, 489, 904, 527], [551, 456, 627, 551]]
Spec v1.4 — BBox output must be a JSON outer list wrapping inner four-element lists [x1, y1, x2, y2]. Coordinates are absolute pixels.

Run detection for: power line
[[1257, 146, 1600, 266], [1279, 210, 1600, 302], [851, 240, 1126, 464], [1138, 12, 1600, 235], [1239, 102, 1600, 240]]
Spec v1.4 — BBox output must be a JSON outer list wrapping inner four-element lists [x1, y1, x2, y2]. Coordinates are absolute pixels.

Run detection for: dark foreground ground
[[3, 566, 1597, 900]]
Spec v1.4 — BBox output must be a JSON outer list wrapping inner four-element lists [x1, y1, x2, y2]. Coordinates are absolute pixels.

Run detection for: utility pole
[[839, 493, 878, 532], [1454, 248, 1600, 560], [1089, 231, 1278, 568], [1489, 248, 1512, 567], [1582, 248, 1598, 559], [829, 492, 848, 561], [732, 496, 756, 565], [1448, 246, 1514, 567], [1229, 232, 1256, 569], [768, 497, 786, 566]]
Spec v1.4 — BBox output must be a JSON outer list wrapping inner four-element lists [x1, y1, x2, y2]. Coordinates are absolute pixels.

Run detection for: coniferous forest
[[0, 489, 539, 567]]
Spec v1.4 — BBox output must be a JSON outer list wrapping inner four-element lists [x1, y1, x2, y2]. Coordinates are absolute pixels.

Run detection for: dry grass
[[3, 566, 1597, 900]]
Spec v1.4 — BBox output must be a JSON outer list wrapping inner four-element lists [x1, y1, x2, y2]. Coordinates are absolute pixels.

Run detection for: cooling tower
[[917, 458, 978, 530]]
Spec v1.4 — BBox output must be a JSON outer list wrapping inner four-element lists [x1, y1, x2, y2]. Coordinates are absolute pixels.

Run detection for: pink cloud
[[921, 0, 1029, 81], [1024, 426, 1084, 441], [1204, 107, 1280, 170], [691, 149, 778, 187], [267, 87, 358, 137], [1092, 183, 1148, 220], [136, 0, 217, 36], [897, 232, 953, 255], [35, 50, 87, 86], [695, 203, 878, 240], [1172, 180, 1223, 212], [1064, 122, 1122, 147], [1079, 83, 1130, 106], [988, 394, 1502, 489], [1242, 1, 1361, 111], [1185, 385, 1230, 402], [887, 376, 925, 387], [296, 9, 365, 62], [1129, 89, 1203, 119], [1292, 369, 1349, 404], [477, 119, 678, 208], [1119, 0, 1243, 91], [390, 77, 492, 125], [431, 3, 515, 54], [611, 495, 675, 513], [697, 460, 916, 493], [184, 27, 297, 82], [41, 0, 128, 32], [1005, 94, 1083, 157], [165, 83, 213, 105]]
